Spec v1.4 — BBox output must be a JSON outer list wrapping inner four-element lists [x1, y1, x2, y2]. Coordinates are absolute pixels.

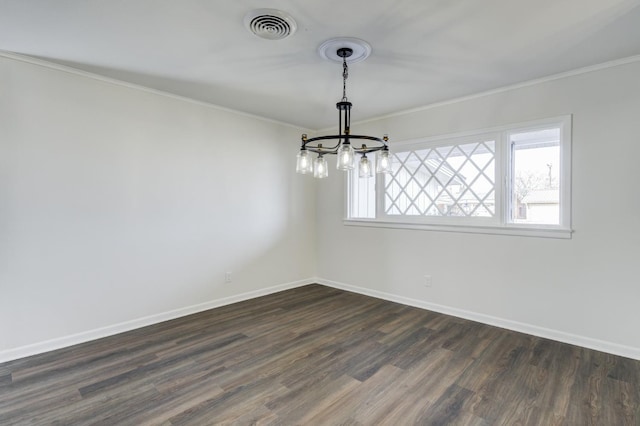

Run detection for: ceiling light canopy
[[317, 37, 372, 63], [297, 41, 390, 179]]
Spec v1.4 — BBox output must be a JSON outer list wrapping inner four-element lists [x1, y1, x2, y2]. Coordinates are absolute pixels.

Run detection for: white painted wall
[[316, 59, 640, 356], [2, 52, 639, 362], [0, 55, 316, 358]]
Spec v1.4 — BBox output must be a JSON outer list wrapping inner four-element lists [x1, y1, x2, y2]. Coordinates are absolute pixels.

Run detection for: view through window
[[347, 116, 571, 237], [510, 128, 560, 225], [384, 139, 496, 218]]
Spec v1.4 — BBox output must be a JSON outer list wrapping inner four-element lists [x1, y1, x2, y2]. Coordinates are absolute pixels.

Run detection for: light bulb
[[377, 149, 391, 174], [336, 143, 355, 170], [296, 150, 312, 174], [359, 154, 373, 178], [314, 156, 328, 179]]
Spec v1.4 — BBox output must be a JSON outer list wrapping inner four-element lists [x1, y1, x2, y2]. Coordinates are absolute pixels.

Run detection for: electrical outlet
[[224, 272, 232, 283], [423, 275, 432, 288]]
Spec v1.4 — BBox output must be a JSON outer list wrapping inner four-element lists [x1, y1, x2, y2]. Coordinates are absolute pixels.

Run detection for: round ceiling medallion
[[317, 37, 372, 63], [244, 9, 297, 40]]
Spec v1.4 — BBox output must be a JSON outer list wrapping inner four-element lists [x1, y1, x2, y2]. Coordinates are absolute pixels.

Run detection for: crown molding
[[3, 49, 638, 134], [351, 54, 640, 128], [0, 50, 309, 132]]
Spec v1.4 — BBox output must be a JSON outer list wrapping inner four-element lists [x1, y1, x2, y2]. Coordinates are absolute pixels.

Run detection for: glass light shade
[[336, 143, 355, 170], [296, 150, 312, 174], [359, 155, 373, 178], [313, 156, 329, 179], [376, 150, 391, 174]]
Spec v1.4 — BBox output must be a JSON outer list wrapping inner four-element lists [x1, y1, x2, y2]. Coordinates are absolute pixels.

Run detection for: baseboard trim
[[0, 278, 315, 363], [4, 277, 638, 363], [316, 278, 640, 361]]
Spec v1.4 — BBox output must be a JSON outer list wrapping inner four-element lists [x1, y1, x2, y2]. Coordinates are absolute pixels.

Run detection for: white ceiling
[[2, 0, 640, 130]]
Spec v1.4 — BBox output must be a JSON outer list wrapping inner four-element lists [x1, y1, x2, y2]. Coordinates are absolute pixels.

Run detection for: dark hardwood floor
[[1, 284, 639, 425]]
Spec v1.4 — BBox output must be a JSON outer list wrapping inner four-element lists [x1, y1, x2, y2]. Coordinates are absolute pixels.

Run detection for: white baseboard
[[4, 277, 638, 363], [316, 278, 640, 361], [0, 278, 315, 363]]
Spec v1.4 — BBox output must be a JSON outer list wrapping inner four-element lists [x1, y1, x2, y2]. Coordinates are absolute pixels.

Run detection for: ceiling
[[2, 0, 640, 130]]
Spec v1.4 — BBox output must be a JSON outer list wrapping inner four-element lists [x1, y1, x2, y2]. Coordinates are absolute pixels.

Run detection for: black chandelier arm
[[302, 134, 388, 155], [305, 147, 340, 155], [347, 134, 388, 145], [349, 134, 389, 155], [303, 134, 387, 145], [353, 146, 387, 155], [303, 142, 341, 155]]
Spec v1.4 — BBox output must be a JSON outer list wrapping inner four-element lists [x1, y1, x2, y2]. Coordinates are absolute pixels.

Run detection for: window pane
[[511, 128, 560, 225], [385, 140, 495, 217], [350, 168, 376, 219]]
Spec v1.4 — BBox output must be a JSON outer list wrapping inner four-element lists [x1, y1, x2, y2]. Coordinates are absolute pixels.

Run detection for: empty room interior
[[2, 1, 640, 424]]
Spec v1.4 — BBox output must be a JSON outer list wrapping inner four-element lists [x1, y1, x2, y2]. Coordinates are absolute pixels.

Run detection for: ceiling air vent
[[244, 9, 297, 40]]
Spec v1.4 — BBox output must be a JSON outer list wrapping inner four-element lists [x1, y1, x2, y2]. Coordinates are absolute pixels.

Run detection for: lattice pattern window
[[347, 116, 571, 237], [384, 140, 495, 217]]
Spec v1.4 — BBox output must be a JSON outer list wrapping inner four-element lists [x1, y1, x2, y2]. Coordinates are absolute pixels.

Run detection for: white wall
[[0, 54, 316, 359], [316, 59, 640, 357], [3, 52, 639, 362]]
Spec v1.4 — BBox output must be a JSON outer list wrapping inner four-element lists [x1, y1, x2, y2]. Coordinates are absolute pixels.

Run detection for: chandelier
[[296, 46, 390, 179]]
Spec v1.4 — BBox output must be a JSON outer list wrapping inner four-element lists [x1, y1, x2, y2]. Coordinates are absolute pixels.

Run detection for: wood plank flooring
[[1, 284, 639, 425]]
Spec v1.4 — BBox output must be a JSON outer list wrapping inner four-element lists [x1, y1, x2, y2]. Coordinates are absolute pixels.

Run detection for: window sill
[[343, 219, 573, 239]]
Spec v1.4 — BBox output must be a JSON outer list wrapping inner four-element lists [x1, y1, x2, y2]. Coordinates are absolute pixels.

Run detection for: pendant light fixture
[[296, 40, 391, 179]]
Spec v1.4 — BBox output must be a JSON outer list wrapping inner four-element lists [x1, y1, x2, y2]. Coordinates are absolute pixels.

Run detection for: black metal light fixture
[[296, 47, 391, 179]]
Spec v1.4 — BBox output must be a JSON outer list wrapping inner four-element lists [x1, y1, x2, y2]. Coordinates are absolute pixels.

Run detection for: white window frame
[[345, 115, 572, 239]]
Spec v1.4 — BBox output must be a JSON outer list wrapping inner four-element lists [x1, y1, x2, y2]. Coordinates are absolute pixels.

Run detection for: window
[[510, 128, 561, 225], [382, 135, 497, 221], [347, 116, 571, 238]]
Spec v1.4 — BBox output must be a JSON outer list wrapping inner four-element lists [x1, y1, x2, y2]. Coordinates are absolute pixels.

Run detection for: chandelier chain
[[342, 56, 348, 102]]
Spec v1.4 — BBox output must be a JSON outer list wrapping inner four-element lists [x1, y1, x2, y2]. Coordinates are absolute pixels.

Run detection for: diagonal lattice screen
[[385, 140, 496, 217]]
